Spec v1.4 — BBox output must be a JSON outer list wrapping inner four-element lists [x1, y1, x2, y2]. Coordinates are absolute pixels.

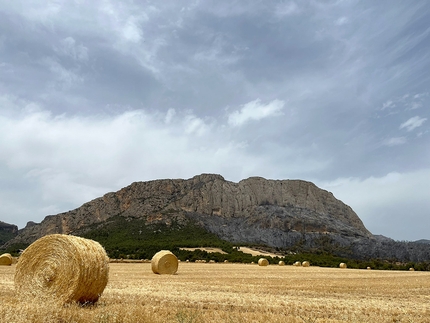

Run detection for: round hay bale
[[339, 262, 347, 269], [278, 261, 285, 266], [14, 234, 109, 304], [367, 267, 371, 270], [409, 267, 415, 271], [0, 253, 13, 266], [293, 261, 301, 267], [302, 261, 310, 267], [258, 258, 269, 266], [151, 250, 178, 275]]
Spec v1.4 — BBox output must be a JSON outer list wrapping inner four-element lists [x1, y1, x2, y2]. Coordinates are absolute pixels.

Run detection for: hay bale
[[293, 261, 301, 267], [367, 267, 371, 270], [14, 234, 109, 304], [0, 253, 13, 266], [409, 267, 415, 271], [278, 261, 285, 266], [339, 262, 347, 269], [151, 250, 178, 275], [258, 258, 269, 266], [302, 261, 310, 267]]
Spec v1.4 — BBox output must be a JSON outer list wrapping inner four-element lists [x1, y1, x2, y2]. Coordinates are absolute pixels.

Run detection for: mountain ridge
[[2, 174, 429, 262]]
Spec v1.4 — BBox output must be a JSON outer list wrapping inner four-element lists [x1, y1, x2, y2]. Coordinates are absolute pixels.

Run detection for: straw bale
[[278, 261, 285, 266], [339, 262, 347, 268], [293, 261, 301, 267], [302, 261, 310, 267], [409, 267, 415, 271], [151, 250, 178, 275], [14, 234, 109, 304], [258, 258, 269, 266], [0, 253, 13, 266]]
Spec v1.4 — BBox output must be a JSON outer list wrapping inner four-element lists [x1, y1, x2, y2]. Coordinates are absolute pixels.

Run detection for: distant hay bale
[[224, 260, 229, 263], [367, 267, 371, 270], [339, 262, 347, 269], [0, 253, 13, 266], [302, 261, 310, 267], [14, 234, 109, 304], [258, 258, 269, 266], [293, 261, 301, 267], [278, 261, 285, 266], [409, 267, 415, 271], [151, 250, 178, 275]]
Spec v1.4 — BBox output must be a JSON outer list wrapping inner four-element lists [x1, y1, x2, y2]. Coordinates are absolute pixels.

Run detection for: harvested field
[[238, 246, 284, 257], [1, 263, 429, 322], [180, 247, 227, 254]]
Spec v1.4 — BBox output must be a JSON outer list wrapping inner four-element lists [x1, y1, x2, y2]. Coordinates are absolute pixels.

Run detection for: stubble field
[[1, 262, 429, 322]]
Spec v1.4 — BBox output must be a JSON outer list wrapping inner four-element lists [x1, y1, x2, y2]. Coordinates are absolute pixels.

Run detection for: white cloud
[[382, 137, 406, 146], [399, 116, 427, 132], [56, 37, 89, 61], [381, 100, 395, 110], [227, 99, 285, 127]]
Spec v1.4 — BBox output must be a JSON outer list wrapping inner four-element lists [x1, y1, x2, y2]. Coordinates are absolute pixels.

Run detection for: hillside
[[2, 174, 430, 262], [0, 221, 18, 246]]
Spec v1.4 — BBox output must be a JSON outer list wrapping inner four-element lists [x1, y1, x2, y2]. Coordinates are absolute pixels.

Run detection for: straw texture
[[151, 250, 178, 274], [14, 234, 109, 304], [258, 258, 269, 266], [0, 253, 12, 266]]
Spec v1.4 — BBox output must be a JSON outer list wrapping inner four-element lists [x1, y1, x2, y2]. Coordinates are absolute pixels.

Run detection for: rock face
[[2, 174, 429, 261], [0, 221, 18, 246]]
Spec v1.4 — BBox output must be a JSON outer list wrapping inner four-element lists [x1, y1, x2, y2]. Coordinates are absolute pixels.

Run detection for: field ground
[[1, 262, 429, 322]]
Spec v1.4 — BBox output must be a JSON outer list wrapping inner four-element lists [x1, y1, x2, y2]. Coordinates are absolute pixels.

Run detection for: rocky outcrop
[[0, 221, 18, 246], [2, 174, 429, 261]]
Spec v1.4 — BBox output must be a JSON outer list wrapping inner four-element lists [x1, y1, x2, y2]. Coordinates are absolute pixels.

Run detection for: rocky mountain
[[2, 174, 429, 262], [0, 221, 18, 246]]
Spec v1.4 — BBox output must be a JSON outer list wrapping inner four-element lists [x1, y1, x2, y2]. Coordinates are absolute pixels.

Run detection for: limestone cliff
[[2, 174, 429, 261], [2, 174, 368, 243]]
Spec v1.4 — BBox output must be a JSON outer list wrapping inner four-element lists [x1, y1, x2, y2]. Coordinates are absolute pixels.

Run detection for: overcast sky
[[0, 1, 429, 241]]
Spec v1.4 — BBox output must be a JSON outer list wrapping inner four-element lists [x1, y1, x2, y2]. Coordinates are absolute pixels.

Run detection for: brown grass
[[1, 262, 429, 322]]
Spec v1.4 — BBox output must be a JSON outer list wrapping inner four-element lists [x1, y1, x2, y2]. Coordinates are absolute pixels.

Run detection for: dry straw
[[151, 250, 178, 274], [339, 262, 347, 269], [293, 261, 301, 267], [0, 253, 12, 266], [278, 261, 285, 266], [14, 234, 109, 304], [258, 258, 269, 266], [302, 261, 310, 267]]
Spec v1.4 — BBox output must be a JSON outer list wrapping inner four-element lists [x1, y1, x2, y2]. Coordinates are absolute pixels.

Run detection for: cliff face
[[3, 174, 429, 261], [3, 174, 370, 245], [0, 221, 18, 246]]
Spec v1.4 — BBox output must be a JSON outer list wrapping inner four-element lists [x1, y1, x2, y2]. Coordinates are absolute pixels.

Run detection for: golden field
[[1, 262, 429, 323]]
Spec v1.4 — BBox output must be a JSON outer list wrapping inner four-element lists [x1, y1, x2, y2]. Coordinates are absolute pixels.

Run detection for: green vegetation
[[80, 216, 234, 259], [3, 215, 429, 271]]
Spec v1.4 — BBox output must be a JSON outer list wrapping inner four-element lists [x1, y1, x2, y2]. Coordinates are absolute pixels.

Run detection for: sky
[[0, 0, 429, 241]]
